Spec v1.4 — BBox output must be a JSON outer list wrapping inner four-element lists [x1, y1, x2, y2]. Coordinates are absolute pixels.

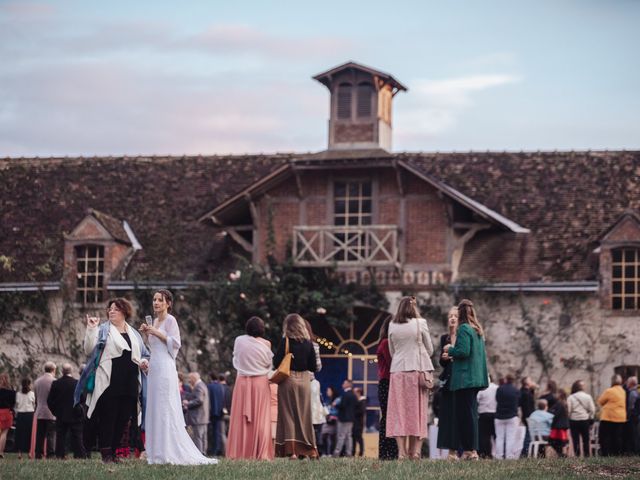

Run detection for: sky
[[1, 0, 639, 157]]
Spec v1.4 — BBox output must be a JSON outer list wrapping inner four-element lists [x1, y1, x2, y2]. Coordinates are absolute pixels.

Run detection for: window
[[356, 83, 373, 118], [611, 247, 640, 310], [334, 181, 372, 262], [334, 181, 372, 227], [76, 245, 105, 303], [337, 83, 352, 119]]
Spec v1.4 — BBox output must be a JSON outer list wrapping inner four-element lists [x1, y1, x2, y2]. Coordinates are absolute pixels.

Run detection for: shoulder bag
[[270, 337, 293, 384], [416, 319, 434, 391]]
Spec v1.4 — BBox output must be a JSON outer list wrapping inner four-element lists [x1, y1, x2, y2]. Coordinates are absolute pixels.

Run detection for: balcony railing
[[293, 225, 399, 267]]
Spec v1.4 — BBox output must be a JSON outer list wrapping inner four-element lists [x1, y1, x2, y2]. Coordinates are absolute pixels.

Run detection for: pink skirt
[[386, 371, 429, 438], [226, 375, 274, 460]]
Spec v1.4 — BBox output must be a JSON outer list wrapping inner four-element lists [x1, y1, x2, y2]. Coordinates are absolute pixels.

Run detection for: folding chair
[[527, 419, 549, 458], [589, 421, 600, 457]]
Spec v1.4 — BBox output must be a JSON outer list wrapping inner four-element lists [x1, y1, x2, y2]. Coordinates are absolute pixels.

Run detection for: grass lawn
[[2, 455, 640, 479]]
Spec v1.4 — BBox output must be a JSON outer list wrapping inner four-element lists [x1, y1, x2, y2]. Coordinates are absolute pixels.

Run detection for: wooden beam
[[225, 227, 253, 253], [393, 160, 404, 196], [292, 167, 304, 198]]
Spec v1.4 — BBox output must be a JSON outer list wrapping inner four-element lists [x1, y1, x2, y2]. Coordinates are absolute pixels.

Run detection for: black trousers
[[599, 420, 624, 456], [624, 419, 639, 455], [454, 388, 480, 452], [55, 421, 86, 459], [352, 429, 364, 456], [35, 419, 56, 458], [94, 394, 136, 453], [569, 420, 591, 457], [478, 412, 495, 458]]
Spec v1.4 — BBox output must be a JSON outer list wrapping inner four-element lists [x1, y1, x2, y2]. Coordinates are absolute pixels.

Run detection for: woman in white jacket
[[386, 296, 434, 459], [83, 298, 149, 463]]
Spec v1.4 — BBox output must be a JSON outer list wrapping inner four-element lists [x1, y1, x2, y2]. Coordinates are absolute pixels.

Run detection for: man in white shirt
[[477, 380, 498, 458]]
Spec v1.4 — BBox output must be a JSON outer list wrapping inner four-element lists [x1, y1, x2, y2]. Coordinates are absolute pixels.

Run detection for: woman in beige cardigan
[[386, 296, 434, 459]]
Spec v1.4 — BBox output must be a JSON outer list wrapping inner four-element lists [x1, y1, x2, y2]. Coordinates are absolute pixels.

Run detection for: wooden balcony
[[292, 225, 399, 267]]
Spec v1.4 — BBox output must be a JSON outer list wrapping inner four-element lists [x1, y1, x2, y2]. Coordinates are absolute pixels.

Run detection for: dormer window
[[76, 244, 105, 303], [337, 83, 352, 119], [611, 247, 640, 310]]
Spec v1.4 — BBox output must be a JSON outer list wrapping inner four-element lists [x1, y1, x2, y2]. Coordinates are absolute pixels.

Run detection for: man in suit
[[333, 379, 357, 457], [218, 374, 232, 455], [33, 361, 57, 459], [47, 363, 86, 459], [352, 387, 367, 456], [207, 372, 225, 456], [182, 371, 209, 455]]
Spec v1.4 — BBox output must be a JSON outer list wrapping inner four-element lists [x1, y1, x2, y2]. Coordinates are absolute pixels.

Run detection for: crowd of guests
[[0, 293, 639, 463], [433, 372, 640, 459]]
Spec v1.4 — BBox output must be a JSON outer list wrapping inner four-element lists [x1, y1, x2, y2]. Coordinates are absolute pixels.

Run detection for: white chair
[[589, 421, 600, 457], [527, 419, 549, 458]]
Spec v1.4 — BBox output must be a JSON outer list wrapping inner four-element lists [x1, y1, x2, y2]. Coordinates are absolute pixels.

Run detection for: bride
[[139, 289, 218, 465]]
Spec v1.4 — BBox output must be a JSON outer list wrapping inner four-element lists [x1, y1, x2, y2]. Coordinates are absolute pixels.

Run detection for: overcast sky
[[1, 0, 639, 157]]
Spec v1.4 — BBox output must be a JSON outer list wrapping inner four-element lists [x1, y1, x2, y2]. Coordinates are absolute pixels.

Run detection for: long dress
[[145, 314, 218, 465], [436, 333, 458, 450]]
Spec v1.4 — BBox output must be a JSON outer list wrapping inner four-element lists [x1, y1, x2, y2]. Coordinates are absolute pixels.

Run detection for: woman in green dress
[[443, 299, 488, 460]]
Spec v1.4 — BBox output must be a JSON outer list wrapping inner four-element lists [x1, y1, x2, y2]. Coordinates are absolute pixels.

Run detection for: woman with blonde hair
[[443, 299, 488, 460], [436, 306, 460, 458], [273, 313, 319, 459], [386, 296, 434, 459]]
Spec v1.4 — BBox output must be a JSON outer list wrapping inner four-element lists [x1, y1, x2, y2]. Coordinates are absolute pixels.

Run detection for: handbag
[[415, 319, 434, 391], [270, 337, 293, 384]]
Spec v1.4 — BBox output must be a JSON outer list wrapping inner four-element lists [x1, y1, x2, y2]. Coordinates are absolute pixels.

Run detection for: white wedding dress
[[145, 314, 218, 465]]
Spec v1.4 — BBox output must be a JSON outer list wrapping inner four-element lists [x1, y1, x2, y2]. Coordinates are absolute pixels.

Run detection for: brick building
[[1, 62, 639, 426]]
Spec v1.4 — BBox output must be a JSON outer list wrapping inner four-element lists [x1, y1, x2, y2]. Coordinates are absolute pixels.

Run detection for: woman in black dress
[[376, 316, 398, 460], [436, 306, 459, 458]]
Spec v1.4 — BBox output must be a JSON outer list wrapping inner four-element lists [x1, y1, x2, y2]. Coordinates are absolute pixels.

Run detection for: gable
[[601, 212, 640, 244], [66, 215, 114, 242]]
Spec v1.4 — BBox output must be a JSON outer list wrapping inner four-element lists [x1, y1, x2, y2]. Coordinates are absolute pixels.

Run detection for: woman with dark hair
[[0, 373, 16, 459], [376, 315, 398, 460], [140, 290, 217, 465], [227, 316, 275, 459], [540, 380, 558, 409], [436, 306, 459, 459], [549, 389, 570, 457], [443, 299, 488, 460], [76, 297, 150, 463], [273, 313, 319, 459], [567, 380, 595, 457], [387, 296, 434, 459], [14, 378, 35, 459]]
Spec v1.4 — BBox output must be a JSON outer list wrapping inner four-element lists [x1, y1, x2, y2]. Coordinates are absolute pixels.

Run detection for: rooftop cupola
[[313, 61, 407, 151]]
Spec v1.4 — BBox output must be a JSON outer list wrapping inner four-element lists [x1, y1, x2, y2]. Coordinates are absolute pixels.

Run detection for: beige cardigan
[[388, 317, 434, 373], [83, 322, 145, 418]]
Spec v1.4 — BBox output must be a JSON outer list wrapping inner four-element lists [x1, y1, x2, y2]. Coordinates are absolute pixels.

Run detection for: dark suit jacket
[[48, 375, 83, 423], [337, 389, 357, 423]]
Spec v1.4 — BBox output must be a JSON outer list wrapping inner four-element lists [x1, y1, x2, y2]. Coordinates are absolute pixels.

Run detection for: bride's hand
[[140, 359, 149, 373]]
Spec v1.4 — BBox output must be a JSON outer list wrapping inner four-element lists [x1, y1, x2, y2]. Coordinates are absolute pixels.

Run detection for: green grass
[[1, 455, 640, 479]]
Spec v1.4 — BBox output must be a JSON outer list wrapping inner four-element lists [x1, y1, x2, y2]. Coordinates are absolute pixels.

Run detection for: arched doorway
[[311, 306, 392, 432]]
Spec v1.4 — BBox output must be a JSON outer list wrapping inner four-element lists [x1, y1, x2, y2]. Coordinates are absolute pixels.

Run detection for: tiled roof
[[400, 150, 640, 281], [1, 150, 638, 283], [0, 154, 292, 282]]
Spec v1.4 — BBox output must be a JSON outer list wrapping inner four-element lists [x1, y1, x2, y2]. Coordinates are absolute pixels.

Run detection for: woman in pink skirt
[[387, 296, 434, 459], [226, 316, 275, 460]]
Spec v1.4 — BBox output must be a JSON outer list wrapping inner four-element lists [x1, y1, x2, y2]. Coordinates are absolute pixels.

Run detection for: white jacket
[[83, 322, 146, 418], [388, 317, 434, 373]]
